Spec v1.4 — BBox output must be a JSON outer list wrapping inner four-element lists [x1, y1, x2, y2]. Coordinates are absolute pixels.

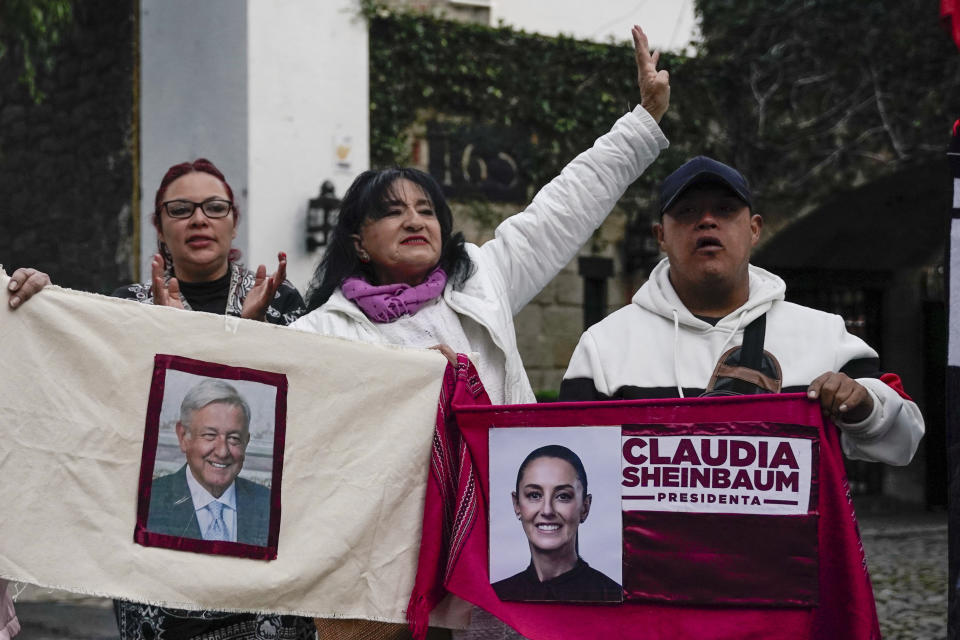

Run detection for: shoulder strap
[[739, 313, 766, 371]]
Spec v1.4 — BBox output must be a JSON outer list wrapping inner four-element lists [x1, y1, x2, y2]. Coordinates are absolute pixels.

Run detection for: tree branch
[[870, 64, 907, 160], [750, 62, 781, 137]]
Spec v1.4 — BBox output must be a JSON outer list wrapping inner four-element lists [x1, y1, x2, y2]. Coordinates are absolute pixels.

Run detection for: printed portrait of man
[[147, 378, 270, 546]]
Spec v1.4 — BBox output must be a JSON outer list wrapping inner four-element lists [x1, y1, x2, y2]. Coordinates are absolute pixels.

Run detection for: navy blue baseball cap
[[659, 156, 752, 215]]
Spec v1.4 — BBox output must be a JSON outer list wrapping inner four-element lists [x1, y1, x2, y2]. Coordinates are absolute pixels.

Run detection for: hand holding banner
[[409, 361, 881, 640]]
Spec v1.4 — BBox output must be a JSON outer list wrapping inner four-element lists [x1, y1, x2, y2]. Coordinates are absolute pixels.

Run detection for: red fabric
[[620, 422, 820, 607], [409, 365, 880, 640], [623, 511, 818, 606], [943, 0, 960, 50], [879, 372, 912, 401], [407, 355, 489, 638]]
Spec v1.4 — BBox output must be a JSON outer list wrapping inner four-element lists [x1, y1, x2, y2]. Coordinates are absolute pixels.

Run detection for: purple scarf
[[342, 268, 448, 323]]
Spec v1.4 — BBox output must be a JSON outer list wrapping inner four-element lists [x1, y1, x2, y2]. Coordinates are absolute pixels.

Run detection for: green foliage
[[534, 389, 559, 403], [368, 8, 687, 208], [367, 0, 960, 226], [0, 0, 74, 102], [690, 0, 960, 216]]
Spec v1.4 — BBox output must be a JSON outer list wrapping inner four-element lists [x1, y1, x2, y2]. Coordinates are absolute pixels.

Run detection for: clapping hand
[[151, 254, 185, 309], [241, 252, 288, 321]]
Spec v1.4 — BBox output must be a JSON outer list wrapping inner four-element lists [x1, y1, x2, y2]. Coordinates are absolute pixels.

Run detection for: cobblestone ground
[[860, 510, 948, 640]]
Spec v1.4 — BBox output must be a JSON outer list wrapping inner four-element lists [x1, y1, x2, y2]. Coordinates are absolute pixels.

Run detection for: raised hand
[[151, 254, 185, 309], [241, 252, 287, 321], [7, 267, 51, 309], [633, 24, 670, 123]]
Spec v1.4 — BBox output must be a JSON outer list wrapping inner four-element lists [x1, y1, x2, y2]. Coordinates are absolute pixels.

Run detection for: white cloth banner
[[0, 271, 448, 622]]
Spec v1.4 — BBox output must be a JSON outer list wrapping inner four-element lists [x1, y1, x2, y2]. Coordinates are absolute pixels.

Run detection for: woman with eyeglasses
[[112, 158, 312, 639], [112, 158, 304, 324], [5, 159, 312, 639], [6, 160, 311, 637]]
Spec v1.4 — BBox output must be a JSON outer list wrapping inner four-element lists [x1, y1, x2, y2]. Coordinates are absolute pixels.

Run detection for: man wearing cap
[[560, 156, 923, 465]]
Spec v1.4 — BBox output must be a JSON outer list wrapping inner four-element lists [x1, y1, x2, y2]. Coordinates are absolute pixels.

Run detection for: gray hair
[[179, 378, 251, 434]]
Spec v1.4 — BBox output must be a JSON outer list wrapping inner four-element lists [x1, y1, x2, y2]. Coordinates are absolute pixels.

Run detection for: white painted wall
[[140, 0, 369, 293], [247, 0, 369, 293], [490, 0, 699, 53], [140, 0, 249, 281]]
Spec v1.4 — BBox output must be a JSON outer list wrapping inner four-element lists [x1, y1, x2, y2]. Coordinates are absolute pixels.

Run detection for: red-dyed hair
[[153, 158, 242, 272]]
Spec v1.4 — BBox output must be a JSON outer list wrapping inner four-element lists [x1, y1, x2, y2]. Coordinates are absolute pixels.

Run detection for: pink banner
[[621, 421, 819, 606], [409, 358, 880, 640]]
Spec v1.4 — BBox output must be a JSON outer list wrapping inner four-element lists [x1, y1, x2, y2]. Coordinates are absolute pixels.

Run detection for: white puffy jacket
[[292, 106, 669, 404], [561, 258, 924, 466]]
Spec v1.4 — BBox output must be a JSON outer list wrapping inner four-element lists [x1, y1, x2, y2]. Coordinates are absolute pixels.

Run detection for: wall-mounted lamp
[[306, 180, 340, 252]]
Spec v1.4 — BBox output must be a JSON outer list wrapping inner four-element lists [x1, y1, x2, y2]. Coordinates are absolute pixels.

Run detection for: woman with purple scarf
[[295, 25, 668, 406], [291, 24, 669, 639]]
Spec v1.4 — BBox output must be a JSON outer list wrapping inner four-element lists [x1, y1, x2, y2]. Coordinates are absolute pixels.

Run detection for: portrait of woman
[[492, 444, 622, 603]]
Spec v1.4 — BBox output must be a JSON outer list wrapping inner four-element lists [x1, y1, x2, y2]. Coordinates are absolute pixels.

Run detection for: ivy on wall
[[0, 0, 73, 102], [366, 5, 690, 210], [366, 0, 960, 232]]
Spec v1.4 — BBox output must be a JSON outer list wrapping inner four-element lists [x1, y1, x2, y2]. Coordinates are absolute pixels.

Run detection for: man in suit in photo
[[148, 378, 270, 546]]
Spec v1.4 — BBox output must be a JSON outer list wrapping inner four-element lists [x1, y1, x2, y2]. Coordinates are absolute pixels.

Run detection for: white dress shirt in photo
[[185, 467, 238, 542]]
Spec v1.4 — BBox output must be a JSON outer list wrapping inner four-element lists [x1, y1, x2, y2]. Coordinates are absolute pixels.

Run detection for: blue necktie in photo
[[204, 501, 229, 541]]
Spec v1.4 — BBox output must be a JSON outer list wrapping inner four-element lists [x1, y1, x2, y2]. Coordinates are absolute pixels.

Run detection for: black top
[[492, 558, 622, 603], [176, 271, 231, 314], [111, 262, 305, 326], [693, 313, 721, 326]]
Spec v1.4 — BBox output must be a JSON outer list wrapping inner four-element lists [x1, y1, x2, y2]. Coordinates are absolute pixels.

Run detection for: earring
[[357, 249, 370, 263], [516, 513, 521, 520]]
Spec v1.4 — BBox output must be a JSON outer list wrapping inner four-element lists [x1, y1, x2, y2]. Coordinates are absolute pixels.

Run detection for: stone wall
[[0, 1, 136, 294]]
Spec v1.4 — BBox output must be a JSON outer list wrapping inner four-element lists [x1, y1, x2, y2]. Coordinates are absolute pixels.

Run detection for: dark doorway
[[924, 300, 947, 508], [774, 269, 887, 495]]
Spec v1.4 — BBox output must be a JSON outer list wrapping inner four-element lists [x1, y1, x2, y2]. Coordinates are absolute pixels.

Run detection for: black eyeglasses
[[162, 199, 234, 219]]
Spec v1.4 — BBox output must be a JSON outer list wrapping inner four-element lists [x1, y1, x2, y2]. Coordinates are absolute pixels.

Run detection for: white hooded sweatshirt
[[561, 258, 924, 466]]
